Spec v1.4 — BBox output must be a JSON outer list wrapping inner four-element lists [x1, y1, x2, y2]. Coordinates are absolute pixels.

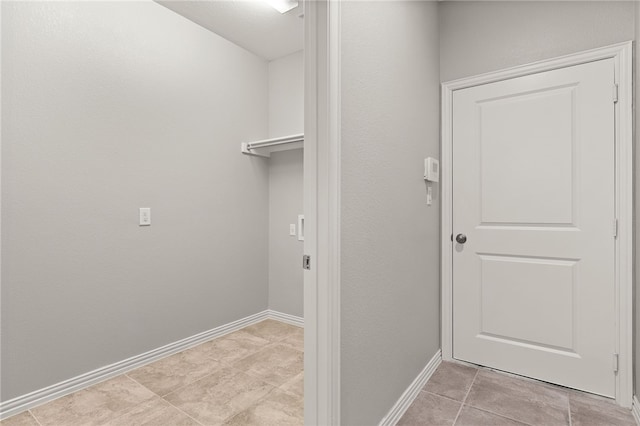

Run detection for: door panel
[[452, 58, 615, 397], [479, 85, 576, 225], [479, 254, 576, 351]]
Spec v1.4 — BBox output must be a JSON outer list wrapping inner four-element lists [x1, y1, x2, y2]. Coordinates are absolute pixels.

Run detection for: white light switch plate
[[297, 214, 304, 241], [139, 208, 151, 226], [424, 157, 439, 182]]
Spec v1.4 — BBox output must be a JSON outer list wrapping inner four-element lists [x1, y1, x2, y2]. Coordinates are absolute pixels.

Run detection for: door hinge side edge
[[613, 219, 618, 238], [613, 84, 619, 103], [613, 353, 619, 373]]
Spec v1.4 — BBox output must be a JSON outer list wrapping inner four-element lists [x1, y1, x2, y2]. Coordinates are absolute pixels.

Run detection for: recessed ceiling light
[[264, 0, 298, 14]]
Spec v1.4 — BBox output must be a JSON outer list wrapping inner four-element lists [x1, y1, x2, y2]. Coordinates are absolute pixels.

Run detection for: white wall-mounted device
[[297, 214, 305, 241], [139, 208, 151, 226], [424, 157, 439, 182]]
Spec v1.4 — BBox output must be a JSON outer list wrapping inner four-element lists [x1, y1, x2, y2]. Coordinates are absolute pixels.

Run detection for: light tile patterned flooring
[[3, 333, 638, 426], [399, 361, 637, 426], [1, 320, 303, 426]]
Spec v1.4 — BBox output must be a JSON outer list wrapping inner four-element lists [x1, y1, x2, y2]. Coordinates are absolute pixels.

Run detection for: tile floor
[[1, 319, 303, 426], [399, 361, 637, 426], [3, 334, 637, 426]]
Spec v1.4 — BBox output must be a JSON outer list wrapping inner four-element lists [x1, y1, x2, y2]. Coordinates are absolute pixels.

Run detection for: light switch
[[424, 157, 439, 182], [139, 208, 151, 226], [297, 215, 304, 241], [289, 224, 296, 236]]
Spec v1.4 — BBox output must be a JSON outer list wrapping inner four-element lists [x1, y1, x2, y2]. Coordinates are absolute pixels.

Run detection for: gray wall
[[268, 149, 303, 317], [439, 0, 636, 398], [269, 51, 304, 138], [439, 1, 634, 82], [1, 1, 269, 401], [340, 2, 441, 424], [268, 51, 304, 318]]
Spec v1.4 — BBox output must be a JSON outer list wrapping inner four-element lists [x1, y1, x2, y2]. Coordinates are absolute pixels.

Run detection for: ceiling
[[157, 0, 304, 61]]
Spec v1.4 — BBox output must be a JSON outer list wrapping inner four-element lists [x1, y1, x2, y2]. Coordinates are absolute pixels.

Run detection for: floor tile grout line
[[221, 335, 298, 367], [245, 321, 301, 343], [461, 369, 479, 405], [464, 368, 576, 426], [137, 364, 225, 399], [124, 374, 206, 426], [27, 409, 44, 426], [277, 373, 304, 400], [131, 346, 264, 398], [224, 360, 279, 385], [278, 387, 303, 400], [126, 322, 291, 395], [421, 390, 467, 405], [206, 383, 283, 426], [154, 364, 286, 417], [568, 395, 573, 426], [210, 342, 304, 388], [139, 328, 304, 402], [127, 369, 216, 402], [126, 353, 298, 426], [124, 330, 271, 385], [462, 402, 536, 426], [456, 371, 561, 426], [159, 395, 207, 426], [117, 375, 176, 422], [125, 347, 271, 399], [219, 340, 304, 387], [124, 324, 299, 398], [124, 373, 164, 398], [22, 373, 167, 426], [451, 369, 479, 425]]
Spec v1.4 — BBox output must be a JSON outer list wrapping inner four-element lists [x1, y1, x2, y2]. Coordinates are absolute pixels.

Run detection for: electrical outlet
[[139, 208, 151, 226]]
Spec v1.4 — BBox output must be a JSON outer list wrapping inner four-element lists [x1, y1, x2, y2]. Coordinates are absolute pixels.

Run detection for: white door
[[452, 58, 616, 397]]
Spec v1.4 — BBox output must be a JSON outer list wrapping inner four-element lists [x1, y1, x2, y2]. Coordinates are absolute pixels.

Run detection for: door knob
[[456, 234, 467, 244]]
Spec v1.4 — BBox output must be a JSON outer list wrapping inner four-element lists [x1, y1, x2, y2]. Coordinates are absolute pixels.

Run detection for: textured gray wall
[[268, 149, 303, 318], [440, 1, 634, 82], [340, 2, 441, 424], [268, 51, 304, 138], [1, 1, 269, 401], [268, 51, 304, 318]]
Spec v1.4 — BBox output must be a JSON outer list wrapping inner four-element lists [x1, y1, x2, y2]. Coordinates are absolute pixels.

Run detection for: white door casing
[[441, 42, 633, 407], [303, 0, 341, 424]]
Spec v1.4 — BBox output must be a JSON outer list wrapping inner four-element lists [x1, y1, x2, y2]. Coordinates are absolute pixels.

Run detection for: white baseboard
[[267, 309, 304, 327], [379, 349, 442, 426], [1, 309, 302, 420], [632, 395, 640, 425]]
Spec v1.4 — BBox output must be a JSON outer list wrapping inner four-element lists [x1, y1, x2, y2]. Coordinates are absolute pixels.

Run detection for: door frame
[[440, 41, 633, 407], [303, 0, 342, 424]]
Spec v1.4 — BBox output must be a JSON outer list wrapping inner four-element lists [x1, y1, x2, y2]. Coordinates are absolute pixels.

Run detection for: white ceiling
[[157, 0, 304, 61]]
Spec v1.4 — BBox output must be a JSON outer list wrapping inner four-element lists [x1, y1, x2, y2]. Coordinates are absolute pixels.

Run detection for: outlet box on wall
[[139, 208, 151, 226]]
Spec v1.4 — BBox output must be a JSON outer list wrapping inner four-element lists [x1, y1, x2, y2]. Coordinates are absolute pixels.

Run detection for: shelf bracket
[[241, 142, 271, 158]]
